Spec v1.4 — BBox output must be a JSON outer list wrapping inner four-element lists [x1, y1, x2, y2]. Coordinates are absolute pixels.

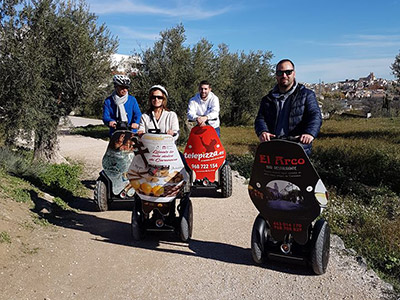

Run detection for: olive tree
[[228, 50, 274, 125], [0, 0, 117, 162], [130, 24, 275, 134], [392, 51, 400, 82]]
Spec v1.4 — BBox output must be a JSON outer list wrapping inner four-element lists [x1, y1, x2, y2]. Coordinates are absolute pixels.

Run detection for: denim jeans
[[214, 127, 220, 137]]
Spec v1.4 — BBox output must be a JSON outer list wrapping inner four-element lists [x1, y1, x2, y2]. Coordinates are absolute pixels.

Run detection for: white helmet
[[113, 74, 131, 87], [149, 85, 168, 97]]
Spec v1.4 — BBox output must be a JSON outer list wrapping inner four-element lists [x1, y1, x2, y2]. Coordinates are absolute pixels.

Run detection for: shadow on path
[[30, 191, 314, 275]]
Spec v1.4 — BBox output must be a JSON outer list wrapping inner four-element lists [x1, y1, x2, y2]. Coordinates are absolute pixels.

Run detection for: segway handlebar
[[272, 135, 302, 143], [114, 121, 130, 130], [146, 129, 178, 137], [188, 118, 217, 125]]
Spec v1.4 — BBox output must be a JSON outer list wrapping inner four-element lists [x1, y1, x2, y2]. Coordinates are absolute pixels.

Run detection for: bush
[[314, 118, 400, 291], [0, 169, 34, 203], [38, 163, 84, 197], [313, 139, 400, 195], [323, 189, 400, 289], [0, 147, 46, 179], [227, 153, 254, 179], [0, 146, 85, 198]]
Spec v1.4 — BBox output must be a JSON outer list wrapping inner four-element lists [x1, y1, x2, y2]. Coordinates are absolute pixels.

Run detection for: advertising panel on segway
[[94, 122, 137, 211], [183, 124, 232, 197], [248, 138, 330, 275], [128, 133, 193, 242]]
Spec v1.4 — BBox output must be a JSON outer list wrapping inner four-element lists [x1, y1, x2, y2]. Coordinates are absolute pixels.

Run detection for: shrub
[[38, 163, 84, 197], [227, 153, 255, 179], [313, 139, 400, 195], [0, 146, 85, 198], [0, 170, 33, 203], [0, 147, 46, 179]]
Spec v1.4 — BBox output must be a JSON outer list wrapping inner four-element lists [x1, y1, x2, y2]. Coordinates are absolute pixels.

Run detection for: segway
[[128, 132, 193, 242], [183, 123, 232, 197], [94, 122, 137, 211], [248, 138, 330, 275]]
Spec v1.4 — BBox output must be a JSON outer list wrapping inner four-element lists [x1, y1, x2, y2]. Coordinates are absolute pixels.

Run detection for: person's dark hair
[[276, 59, 295, 71], [199, 80, 211, 88]]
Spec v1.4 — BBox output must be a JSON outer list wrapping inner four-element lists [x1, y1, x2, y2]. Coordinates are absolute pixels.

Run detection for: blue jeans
[[214, 127, 220, 137]]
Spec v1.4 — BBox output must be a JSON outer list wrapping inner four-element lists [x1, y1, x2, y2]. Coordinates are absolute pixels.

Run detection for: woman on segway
[[130, 85, 193, 242], [137, 85, 180, 141]]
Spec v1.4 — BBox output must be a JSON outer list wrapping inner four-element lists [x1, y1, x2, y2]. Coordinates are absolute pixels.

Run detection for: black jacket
[[254, 84, 322, 154]]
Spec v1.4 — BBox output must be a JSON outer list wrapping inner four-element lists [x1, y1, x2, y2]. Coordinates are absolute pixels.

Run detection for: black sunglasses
[[276, 69, 294, 76], [151, 95, 164, 100]]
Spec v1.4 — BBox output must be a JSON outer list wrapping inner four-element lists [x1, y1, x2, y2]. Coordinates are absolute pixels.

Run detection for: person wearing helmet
[[137, 85, 180, 142], [103, 74, 142, 135]]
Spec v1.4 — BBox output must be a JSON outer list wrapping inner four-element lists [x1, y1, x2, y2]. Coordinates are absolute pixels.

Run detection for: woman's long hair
[[146, 89, 169, 114]]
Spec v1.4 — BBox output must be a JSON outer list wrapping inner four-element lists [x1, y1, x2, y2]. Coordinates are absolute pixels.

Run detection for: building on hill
[[359, 72, 376, 83], [110, 54, 142, 75]]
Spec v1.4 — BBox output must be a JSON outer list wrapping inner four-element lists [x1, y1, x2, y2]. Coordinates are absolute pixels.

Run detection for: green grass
[[38, 163, 86, 198], [0, 148, 86, 228], [53, 196, 79, 212], [71, 124, 109, 140], [0, 231, 11, 243], [314, 118, 400, 291], [220, 126, 259, 155], [0, 170, 35, 204], [0, 146, 86, 199]]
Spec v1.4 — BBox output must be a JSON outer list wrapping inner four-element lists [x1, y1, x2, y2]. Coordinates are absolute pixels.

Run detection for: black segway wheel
[[94, 179, 108, 211], [179, 198, 193, 242], [220, 163, 232, 198], [131, 197, 145, 241], [310, 219, 331, 275], [251, 214, 268, 265]]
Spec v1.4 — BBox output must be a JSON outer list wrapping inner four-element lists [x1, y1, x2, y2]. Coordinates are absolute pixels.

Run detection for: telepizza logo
[[184, 150, 225, 161], [259, 155, 305, 166]]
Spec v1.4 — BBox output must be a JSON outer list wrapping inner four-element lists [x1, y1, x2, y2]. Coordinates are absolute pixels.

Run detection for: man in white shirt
[[187, 80, 221, 136]]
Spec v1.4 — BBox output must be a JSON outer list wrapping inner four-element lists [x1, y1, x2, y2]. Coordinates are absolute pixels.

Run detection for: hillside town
[[304, 72, 396, 100], [304, 73, 399, 117]]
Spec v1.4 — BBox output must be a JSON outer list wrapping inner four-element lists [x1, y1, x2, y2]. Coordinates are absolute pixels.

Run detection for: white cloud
[[115, 26, 159, 41], [297, 58, 396, 83], [307, 34, 400, 48], [87, 0, 232, 20]]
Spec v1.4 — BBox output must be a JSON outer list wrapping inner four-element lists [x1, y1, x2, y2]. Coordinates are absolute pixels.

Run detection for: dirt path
[[0, 124, 394, 299]]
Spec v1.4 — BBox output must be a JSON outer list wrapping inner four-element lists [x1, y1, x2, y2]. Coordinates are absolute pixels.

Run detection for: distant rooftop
[[110, 54, 141, 74]]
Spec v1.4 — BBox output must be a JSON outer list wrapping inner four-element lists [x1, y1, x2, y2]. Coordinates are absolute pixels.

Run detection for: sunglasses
[[151, 95, 164, 100], [276, 69, 294, 76]]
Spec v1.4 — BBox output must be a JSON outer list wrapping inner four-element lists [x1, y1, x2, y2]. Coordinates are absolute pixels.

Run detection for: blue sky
[[86, 0, 400, 84]]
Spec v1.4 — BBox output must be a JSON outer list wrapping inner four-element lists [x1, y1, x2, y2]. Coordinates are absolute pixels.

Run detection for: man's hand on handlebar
[[131, 123, 139, 129], [109, 121, 117, 128], [196, 116, 208, 126], [259, 132, 275, 142], [300, 134, 314, 144]]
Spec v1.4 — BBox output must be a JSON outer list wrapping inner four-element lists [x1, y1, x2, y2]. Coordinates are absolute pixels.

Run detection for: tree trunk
[[33, 117, 67, 164]]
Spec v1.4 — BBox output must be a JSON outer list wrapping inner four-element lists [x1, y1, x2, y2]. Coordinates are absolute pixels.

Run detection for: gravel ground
[[0, 117, 395, 300]]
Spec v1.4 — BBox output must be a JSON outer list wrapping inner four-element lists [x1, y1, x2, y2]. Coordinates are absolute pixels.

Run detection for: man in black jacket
[[254, 59, 322, 155]]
